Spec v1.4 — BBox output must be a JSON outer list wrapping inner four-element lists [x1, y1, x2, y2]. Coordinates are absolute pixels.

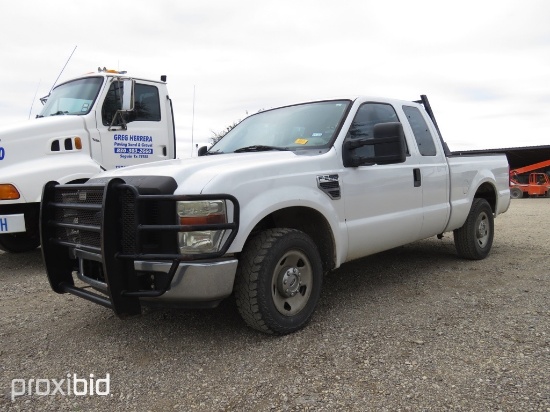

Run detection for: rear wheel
[[510, 187, 523, 199], [235, 228, 323, 335], [0, 232, 40, 253], [453, 198, 494, 260]]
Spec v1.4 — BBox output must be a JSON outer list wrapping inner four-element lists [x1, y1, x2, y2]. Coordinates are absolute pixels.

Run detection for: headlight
[[177, 200, 227, 254]]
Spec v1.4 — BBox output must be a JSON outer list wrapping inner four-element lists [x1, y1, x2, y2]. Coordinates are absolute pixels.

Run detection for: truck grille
[[46, 181, 175, 256], [50, 185, 142, 254], [43, 177, 238, 261], [53, 186, 105, 251], [120, 189, 136, 254]]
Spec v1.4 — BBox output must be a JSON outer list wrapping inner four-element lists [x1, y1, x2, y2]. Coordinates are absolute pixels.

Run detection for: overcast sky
[[1, 0, 549, 157]]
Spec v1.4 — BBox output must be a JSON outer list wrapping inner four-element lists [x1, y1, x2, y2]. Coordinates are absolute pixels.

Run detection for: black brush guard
[[40, 178, 239, 318]]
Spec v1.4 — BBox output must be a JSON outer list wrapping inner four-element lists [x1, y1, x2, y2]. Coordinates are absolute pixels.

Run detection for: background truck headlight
[[177, 200, 227, 254]]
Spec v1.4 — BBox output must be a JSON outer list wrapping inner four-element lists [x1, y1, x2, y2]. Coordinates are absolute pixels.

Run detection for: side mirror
[[371, 122, 407, 164], [121, 79, 135, 111], [197, 146, 208, 156], [109, 79, 135, 131], [343, 122, 406, 167]]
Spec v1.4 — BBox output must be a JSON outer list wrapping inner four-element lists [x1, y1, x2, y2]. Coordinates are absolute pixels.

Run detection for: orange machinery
[[509, 159, 550, 198]]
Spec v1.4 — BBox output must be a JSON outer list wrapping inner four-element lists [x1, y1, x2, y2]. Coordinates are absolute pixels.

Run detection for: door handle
[[413, 168, 421, 187]]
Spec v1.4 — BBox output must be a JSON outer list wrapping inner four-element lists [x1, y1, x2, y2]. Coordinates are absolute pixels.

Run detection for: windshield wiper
[[50, 111, 69, 116], [234, 145, 289, 153]]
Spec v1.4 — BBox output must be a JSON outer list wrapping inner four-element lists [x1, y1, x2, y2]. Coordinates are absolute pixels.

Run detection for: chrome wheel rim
[[476, 211, 490, 248], [271, 250, 313, 316]]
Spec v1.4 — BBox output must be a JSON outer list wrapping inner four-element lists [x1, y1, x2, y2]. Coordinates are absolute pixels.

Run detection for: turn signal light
[[75, 137, 82, 150], [0, 184, 20, 200], [179, 214, 226, 226]]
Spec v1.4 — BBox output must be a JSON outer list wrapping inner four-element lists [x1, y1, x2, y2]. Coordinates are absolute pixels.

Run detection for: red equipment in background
[[509, 159, 550, 198]]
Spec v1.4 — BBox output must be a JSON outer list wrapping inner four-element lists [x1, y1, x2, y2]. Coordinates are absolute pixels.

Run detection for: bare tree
[[210, 120, 240, 146], [209, 108, 264, 146]]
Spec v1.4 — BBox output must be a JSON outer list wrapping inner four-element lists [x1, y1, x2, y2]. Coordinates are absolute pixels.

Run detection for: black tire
[[453, 198, 494, 260], [0, 233, 40, 253], [235, 228, 323, 335], [510, 187, 523, 199]]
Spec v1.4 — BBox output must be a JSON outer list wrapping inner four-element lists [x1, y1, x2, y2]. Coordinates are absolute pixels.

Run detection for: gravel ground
[[0, 198, 549, 411]]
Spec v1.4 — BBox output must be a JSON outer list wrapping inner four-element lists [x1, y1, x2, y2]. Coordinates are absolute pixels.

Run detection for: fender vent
[[317, 174, 341, 199]]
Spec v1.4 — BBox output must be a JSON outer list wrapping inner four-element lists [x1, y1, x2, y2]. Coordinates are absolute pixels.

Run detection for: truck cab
[[0, 69, 176, 252]]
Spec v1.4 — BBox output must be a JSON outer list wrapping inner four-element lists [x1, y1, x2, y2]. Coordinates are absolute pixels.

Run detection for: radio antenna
[[48, 45, 78, 94], [191, 85, 196, 156], [28, 79, 41, 119]]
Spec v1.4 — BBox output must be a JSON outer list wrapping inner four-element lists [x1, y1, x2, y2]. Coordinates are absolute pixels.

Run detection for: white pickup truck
[[0, 68, 176, 253], [40, 95, 510, 334]]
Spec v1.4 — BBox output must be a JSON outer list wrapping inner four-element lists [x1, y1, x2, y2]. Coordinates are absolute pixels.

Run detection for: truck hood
[[96, 150, 331, 194], [0, 116, 87, 170]]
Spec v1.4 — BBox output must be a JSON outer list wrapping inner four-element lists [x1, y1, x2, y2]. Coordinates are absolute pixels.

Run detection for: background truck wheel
[[0, 233, 40, 253], [453, 198, 494, 260], [235, 228, 323, 335], [510, 187, 523, 199]]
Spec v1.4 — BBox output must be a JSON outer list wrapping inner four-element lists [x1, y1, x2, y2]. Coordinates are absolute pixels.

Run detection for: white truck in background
[[0, 69, 176, 252], [41, 95, 510, 335]]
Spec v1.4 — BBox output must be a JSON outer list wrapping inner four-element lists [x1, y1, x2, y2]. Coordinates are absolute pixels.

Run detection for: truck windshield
[[38, 77, 103, 117], [209, 100, 351, 154]]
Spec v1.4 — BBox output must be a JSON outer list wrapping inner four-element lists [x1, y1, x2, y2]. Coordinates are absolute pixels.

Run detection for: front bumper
[[73, 251, 238, 305], [134, 258, 238, 302], [40, 178, 239, 317]]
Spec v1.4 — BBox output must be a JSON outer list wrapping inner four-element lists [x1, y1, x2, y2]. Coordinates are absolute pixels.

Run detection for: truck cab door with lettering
[[96, 80, 174, 170]]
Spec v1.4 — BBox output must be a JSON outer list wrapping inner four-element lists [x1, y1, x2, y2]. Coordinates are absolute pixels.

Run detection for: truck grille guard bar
[[40, 179, 239, 317]]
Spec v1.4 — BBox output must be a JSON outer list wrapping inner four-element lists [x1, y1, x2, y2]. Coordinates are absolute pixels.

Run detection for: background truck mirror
[[109, 79, 136, 131], [121, 79, 135, 111]]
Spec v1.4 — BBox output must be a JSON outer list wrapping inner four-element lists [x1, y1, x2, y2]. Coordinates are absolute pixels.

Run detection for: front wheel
[[235, 228, 323, 335], [453, 198, 494, 260]]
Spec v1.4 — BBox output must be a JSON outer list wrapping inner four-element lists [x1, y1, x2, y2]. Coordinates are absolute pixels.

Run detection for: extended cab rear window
[[402, 105, 437, 156]]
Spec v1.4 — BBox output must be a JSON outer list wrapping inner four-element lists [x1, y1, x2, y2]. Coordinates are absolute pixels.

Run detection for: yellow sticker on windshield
[[295, 138, 308, 145]]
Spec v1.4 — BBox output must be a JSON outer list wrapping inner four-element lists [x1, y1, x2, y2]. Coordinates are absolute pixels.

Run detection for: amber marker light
[[0, 184, 20, 200], [179, 213, 227, 226], [75, 137, 82, 150]]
